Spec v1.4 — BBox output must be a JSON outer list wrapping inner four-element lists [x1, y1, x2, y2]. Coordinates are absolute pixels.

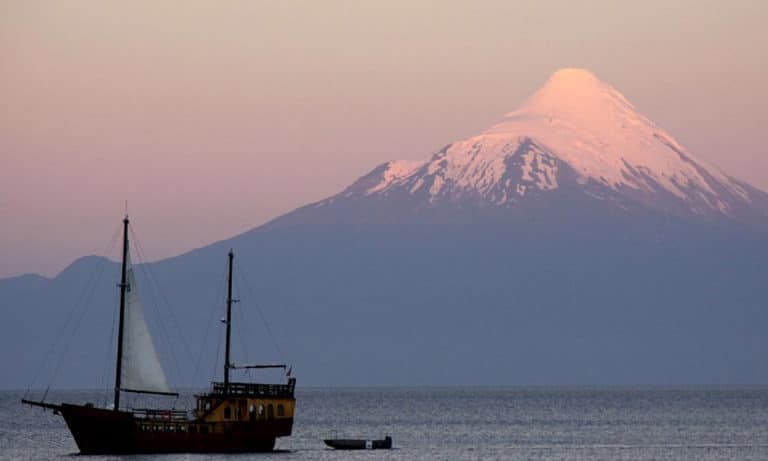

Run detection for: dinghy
[[324, 435, 392, 450]]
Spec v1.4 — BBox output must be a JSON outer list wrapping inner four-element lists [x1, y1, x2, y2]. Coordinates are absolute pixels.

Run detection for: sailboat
[[22, 215, 296, 454]]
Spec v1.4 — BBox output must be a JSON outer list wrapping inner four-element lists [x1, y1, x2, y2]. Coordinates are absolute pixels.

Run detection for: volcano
[[4, 69, 768, 389], [335, 68, 768, 223]]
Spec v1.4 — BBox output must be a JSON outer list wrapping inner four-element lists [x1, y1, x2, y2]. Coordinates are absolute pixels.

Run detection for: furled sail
[[120, 249, 171, 393]]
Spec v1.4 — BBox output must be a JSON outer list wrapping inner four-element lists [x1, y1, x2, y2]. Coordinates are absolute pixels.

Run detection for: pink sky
[[1, 1, 767, 278]]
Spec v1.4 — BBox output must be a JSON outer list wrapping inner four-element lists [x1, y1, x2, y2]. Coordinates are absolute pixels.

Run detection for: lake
[[3, 387, 768, 460]]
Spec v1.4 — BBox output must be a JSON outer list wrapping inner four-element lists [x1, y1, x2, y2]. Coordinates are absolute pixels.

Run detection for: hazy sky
[[2, 0, 767, 278]]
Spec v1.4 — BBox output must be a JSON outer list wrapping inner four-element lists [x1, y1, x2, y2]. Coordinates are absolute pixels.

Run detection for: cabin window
[[224, 407, 231, 419], [179, 425, 187, 432], [267, 404, 274, 420], [204, 402, 211, 411], [154, 425, 162, 432], [277, 404, 285, 417], [168, 425, 176, 433], [258, 404, 264, 417]]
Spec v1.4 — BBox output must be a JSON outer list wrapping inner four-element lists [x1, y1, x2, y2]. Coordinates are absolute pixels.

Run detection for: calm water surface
[[2, 387, 768, 460]]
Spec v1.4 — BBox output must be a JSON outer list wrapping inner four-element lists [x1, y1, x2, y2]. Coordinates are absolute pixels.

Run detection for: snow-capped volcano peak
[[337, 69, 767, 221], [513, 68, 626, 116], [482, 68, 708, 196], [493, 68, 648, 136]]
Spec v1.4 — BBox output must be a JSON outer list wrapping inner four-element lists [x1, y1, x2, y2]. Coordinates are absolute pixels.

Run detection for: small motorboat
[[324, 435, 392, 450]]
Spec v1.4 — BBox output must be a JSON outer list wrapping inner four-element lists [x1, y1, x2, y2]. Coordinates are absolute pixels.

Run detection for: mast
[[114, 215, 129, 411], [224, 249, 234, 394]]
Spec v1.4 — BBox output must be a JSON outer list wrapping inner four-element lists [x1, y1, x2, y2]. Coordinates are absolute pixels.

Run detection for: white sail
[[120, 249, 171, 393]]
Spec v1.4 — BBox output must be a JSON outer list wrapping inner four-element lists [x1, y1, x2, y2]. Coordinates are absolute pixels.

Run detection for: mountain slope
[[338, 69, 768, 223]]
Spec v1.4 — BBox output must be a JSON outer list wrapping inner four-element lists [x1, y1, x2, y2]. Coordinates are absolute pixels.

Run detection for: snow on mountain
[[338, 69, 768, 221]]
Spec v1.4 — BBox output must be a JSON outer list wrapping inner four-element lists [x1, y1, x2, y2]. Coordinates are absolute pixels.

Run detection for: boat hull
[[60, 403, 290, 454], [324, 437, 392, 450]]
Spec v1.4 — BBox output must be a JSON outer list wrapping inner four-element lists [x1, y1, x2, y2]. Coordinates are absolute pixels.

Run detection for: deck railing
[[131, 408, 189, 421], [210, 378, 296, 398]]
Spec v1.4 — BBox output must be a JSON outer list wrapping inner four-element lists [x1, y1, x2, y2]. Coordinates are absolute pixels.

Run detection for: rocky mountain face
[[3, 70, 768, 390]]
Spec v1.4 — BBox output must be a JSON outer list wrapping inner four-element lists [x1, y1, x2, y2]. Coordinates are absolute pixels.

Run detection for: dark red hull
[[60, 403, 292, 454]]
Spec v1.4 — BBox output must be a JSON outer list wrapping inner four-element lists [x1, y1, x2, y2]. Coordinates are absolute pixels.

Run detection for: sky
[[1, 0, 767, 278]]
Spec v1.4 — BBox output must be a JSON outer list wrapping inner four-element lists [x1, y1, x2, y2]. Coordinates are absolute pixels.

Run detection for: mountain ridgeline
[[3, 69, 768, 389]]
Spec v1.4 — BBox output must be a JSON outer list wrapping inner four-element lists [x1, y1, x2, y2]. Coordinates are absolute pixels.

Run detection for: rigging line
[[42, 248, 113, 402], [232, 270, 256, 381], [132, 255, 182, 388], [233, 259, 286, 363], [35, 226, 121, 401], [233, 259, 280, 358], [232, 278, 251, 365], [129, 225, 196, 365], [25, 222, 122, 399], [192, 272, 225, 386], [192, 266, 227, 388], [234, 307, 252, 379], [99, 286, 119, 408], [211, 311, 223, 384], [233, 298, 253, 378], [128, 225, 186, 388]]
